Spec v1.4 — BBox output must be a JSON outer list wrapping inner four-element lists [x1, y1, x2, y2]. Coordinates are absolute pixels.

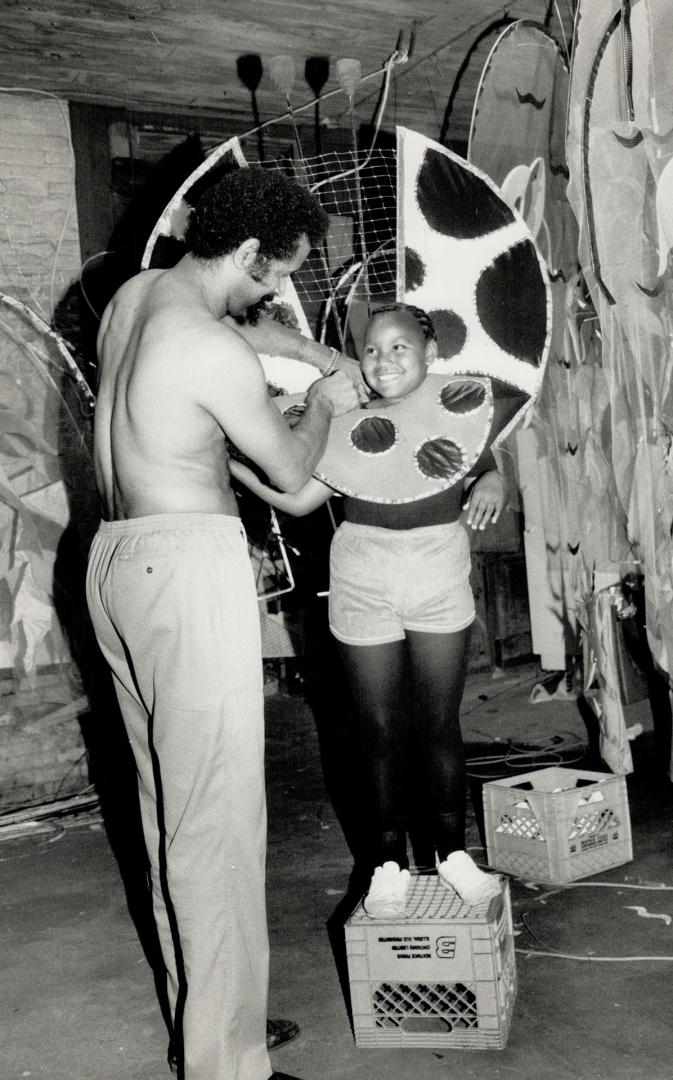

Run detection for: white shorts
[[328, 520, 475, 646]]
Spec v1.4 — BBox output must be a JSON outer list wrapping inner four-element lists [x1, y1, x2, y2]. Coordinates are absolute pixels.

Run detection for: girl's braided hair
[[369, 302, 437, 343]]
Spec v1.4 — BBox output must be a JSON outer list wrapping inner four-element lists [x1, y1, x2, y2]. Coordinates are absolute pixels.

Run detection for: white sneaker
[[363, 861, 411, 918], [436, 850, 501, 907]]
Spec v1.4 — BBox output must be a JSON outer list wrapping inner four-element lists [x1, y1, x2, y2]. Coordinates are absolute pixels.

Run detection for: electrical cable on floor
[[518, 903, 673, 960], [522, 880, 673, 892], [516, 947, 673, 962], [466, 730, 586, 759], [516, 888, 673, 962], [465, 730, 587, 778], [461, 662, 587, 776]]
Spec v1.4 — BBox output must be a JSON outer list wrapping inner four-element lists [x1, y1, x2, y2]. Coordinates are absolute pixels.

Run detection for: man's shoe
[[169, 1018, 300, 1074], [266, 1017, 300, 1049], [268, 1073, 305, 1079]]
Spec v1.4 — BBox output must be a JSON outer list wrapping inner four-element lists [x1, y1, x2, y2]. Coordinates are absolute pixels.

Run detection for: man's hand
[[463, 470, 507, 531], [331, 354, 370, 404], [305, 369, 361, 417]]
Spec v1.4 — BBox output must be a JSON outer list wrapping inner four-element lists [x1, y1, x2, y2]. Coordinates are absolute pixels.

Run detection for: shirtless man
[[85, 167, 360, 1080]]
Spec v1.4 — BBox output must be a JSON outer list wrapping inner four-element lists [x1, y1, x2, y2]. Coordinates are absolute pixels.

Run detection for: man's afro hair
[[185, 166, 329, 262]]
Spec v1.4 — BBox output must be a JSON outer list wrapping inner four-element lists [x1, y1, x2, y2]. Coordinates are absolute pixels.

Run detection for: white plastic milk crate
[[483, 765, 632, 885], [345, 873, 516, 1049]]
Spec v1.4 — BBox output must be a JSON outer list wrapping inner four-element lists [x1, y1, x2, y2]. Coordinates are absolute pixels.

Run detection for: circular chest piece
[[276, 373, 494, 504]]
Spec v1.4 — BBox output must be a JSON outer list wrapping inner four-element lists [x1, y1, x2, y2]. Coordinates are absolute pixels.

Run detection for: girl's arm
[[229, 459, 333, 517]]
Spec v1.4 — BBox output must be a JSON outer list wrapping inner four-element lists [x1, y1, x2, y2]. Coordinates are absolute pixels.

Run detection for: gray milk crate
[[345, 873, 516, 1049]]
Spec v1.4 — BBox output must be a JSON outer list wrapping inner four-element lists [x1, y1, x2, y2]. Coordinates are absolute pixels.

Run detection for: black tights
[[338, 627, 471, 872]]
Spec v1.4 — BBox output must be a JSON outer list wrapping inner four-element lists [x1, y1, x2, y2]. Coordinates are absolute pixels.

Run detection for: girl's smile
[[361, 309, 437, 403]]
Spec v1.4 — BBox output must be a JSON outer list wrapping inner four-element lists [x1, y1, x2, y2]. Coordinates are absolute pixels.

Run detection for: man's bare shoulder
[[98, 267, 269, 415], [188, 320, 270, 405], [105, 269, 163, 313], [195, 317, 259, 363], [101, 272, 248, 353], [98, 270, 166, 345]]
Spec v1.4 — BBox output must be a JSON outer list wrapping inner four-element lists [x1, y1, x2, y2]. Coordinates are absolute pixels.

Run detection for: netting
[[278, 148, 397, 306], [260, 148, 398, 352]]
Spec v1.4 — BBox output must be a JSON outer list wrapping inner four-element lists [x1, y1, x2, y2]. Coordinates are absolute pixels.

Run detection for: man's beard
[[233, 294, 274, 326]]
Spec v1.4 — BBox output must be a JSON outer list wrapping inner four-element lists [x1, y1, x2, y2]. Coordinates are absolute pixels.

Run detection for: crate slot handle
[[577, 790, 605, 806]]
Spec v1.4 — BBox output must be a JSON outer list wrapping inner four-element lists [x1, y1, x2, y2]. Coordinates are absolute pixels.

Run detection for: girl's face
[[361, 310, 437, 403]]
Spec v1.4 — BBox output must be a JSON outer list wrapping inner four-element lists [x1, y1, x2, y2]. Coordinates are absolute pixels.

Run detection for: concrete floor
[[3, 662, 673, 1080]]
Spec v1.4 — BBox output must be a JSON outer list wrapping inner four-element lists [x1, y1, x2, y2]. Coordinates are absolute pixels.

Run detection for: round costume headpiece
[[274, 129, 551, 504]]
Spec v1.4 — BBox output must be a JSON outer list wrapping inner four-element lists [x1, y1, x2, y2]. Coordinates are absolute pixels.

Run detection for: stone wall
[[0, 92, 88, 811], [0, 91, 82, 317]]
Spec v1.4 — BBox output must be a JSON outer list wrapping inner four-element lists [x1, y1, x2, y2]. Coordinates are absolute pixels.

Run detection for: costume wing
[[398, 126, 551, 398], [0, 294, 96, 682]]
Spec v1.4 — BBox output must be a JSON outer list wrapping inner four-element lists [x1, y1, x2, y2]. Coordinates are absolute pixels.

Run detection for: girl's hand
[[463, 470, 507, 531]]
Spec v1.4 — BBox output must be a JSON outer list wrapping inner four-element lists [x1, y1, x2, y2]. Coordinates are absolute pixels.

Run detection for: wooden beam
[[68, 101, 122, 264]]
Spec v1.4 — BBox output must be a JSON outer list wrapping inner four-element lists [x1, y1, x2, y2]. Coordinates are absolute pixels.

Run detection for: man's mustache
[[233, 295, 275, 326]]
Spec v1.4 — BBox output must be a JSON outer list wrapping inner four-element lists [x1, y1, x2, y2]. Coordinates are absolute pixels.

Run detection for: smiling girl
[[231, 303, 504, 916]]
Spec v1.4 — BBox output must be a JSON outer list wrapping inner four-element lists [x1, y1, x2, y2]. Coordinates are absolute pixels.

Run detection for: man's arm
[[197, 325, 359, 493], [229, 314, 365, 388]]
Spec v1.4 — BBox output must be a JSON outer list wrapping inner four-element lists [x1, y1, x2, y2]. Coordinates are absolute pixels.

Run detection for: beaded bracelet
[[321, 347, 340, 377]]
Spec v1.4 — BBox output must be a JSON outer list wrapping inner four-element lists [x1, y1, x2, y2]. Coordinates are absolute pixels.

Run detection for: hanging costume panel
[[468, 20, 577, 281], [0, 294, 97, 680], [567, 0, 673, 307], [467, 20, 622, 672], [566, 0, 673, 774]]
